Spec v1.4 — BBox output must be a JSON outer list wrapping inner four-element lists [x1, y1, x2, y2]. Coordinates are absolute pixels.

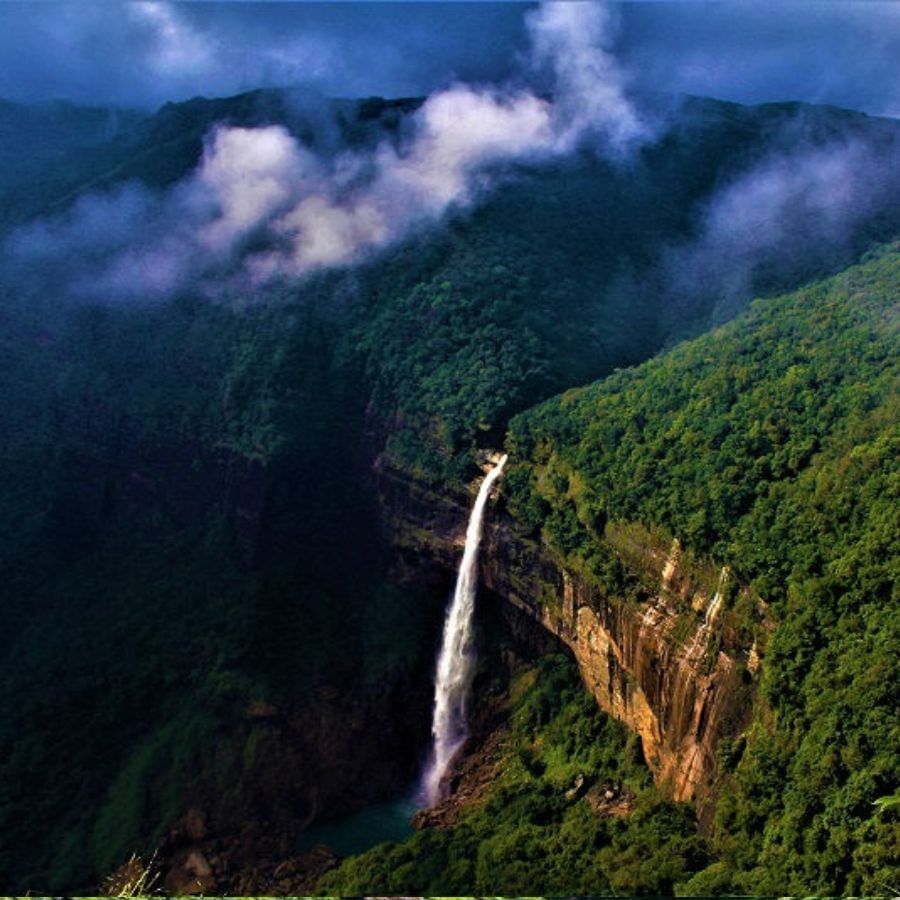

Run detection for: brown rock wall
[[378, 460, 757, 817]]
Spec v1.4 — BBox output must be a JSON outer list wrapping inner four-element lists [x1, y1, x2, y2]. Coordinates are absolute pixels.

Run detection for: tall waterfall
[[419, 453, 508, 807]]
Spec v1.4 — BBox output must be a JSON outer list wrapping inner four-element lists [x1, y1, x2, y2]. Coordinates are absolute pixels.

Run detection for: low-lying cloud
[[662, 132, 900, 321], [530, 2, 648, 153], [6, 2, 651, 300], [6, 1, 899, 310]]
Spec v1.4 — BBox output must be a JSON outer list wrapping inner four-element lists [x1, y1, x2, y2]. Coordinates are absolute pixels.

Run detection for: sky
[[0, 1, 898, 118]]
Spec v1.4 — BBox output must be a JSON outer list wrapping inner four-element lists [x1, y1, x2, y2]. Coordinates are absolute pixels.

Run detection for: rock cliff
[[377, 458, 763, 820]]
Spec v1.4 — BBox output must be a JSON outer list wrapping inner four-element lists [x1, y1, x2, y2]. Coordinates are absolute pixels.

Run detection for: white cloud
[[529, 1, 649, 153], [663, 136, 900, 315], [195, 125, 319, 253], [131, 2, 214, 80], [7, 2, 654, 298], [242, 2, 648, 281]]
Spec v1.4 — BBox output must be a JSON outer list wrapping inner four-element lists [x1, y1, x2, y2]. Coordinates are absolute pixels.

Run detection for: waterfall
[[419, 453, 508, 807], [685, 566, 729, 659], [704, 567, 729, 627]]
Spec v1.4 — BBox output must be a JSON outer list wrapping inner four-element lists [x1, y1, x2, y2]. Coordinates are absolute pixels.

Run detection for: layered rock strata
[[378, 459, 760, 817]]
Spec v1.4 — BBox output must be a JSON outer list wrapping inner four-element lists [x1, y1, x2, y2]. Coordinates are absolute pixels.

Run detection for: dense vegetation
[[504, 243, 900, 895], [321, 654, 708, 896], [352, 100, 900, 481], [0, 89, 898, 893], [0, 292, 449, 890]]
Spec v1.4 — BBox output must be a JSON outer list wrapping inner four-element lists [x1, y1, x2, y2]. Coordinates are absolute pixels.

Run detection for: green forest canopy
[[503, 242, 900, 895]]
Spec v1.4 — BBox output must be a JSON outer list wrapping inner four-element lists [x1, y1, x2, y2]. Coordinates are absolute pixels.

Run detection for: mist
[[0, 2, 529, 110], [5, 2, 650, 301], [2, 3, 898, 118], [3, 1, 899, 308], [619, 2, 900, 120], [662, 130, 900, 322]]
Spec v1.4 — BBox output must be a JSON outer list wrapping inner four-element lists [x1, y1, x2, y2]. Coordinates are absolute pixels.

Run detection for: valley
[[0, 81, 897, 896]]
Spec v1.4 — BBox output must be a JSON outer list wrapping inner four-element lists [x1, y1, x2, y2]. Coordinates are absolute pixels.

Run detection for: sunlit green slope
[[503, 242, 899, 895]]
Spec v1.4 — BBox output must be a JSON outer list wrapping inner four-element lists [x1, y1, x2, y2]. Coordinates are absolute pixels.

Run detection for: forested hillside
[[320, 243, 899, 897], [0, 89, 897, 893], [503, 243, 900, 894]]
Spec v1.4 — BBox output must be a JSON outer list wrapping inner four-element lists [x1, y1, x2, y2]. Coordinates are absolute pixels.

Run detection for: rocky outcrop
[[378, 458, 762, 819]]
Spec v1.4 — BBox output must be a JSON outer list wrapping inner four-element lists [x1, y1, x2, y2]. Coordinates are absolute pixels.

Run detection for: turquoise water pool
[[297, 791, 419, 857]]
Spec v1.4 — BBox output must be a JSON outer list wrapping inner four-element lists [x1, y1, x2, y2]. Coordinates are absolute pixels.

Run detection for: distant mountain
[[0, 99, 144, 227], [0, 90, 421, 230], [0, 98, 142, 165]]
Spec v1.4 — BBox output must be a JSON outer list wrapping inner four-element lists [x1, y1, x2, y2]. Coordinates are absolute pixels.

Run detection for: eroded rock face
[[377, 460, 759, 818], [483, 530, 759, 817]]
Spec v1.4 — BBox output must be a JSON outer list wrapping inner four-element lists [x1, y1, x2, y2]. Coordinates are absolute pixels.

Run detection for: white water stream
[[419, 454, 508, 806]]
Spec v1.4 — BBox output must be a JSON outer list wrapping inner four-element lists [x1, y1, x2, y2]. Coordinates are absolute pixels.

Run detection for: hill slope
[[503, 242, 899, 894]]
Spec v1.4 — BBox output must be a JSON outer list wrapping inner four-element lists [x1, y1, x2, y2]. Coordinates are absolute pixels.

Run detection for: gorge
[[379, 456, 758, 822], [326, 243, 898, 894], [0, 70, 896, 895]]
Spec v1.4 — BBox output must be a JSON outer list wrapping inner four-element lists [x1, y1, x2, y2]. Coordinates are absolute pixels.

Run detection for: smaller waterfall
[[419, 454, 508, 807], [685, 566, 729, 659], [704, 566, 729, 627]]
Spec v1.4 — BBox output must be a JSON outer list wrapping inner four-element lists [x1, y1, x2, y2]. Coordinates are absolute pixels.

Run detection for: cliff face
[[378, 460, 760, 819]]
